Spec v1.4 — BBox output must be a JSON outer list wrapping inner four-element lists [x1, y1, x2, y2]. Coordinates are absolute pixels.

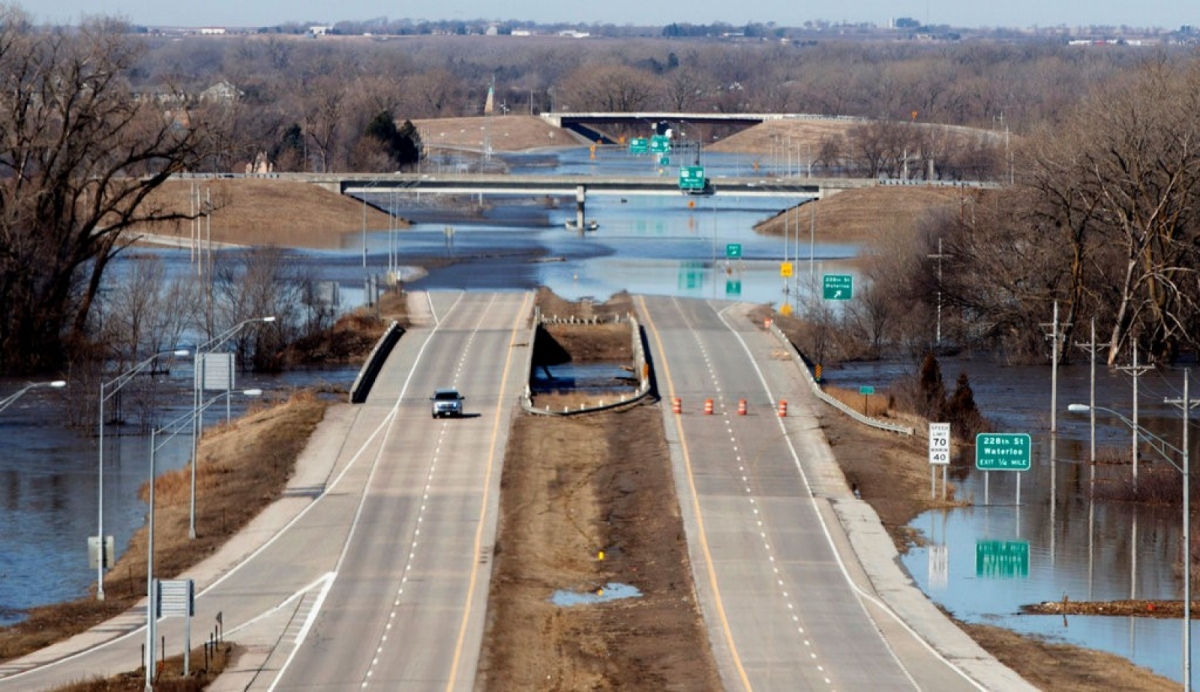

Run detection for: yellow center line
[[445, 290, 533, 691], [637, 295, 753, 692]]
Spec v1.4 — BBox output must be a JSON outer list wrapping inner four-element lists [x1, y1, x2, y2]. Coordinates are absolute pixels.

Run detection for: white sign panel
[[157, 578, 194, 617], [195, 352, 235, 392], [929, 422, 951, 466]]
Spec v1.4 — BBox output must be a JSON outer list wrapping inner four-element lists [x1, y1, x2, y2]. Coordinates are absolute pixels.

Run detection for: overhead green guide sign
[[975, 433, 1032, 471]]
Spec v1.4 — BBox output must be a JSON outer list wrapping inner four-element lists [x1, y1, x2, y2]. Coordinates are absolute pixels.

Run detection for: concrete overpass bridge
[[299, 172, 874, 199], [536, 112, 866, 143], [293, 172, 874, 227]]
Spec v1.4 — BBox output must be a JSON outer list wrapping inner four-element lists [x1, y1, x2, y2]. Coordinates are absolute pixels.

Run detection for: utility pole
[[928, 238, 951, 347], [1164, 369, 1198, 692], [1117, 344, 1154, 486], [1042, 301, 1071, 433], [1075, 318, 1100, 491]]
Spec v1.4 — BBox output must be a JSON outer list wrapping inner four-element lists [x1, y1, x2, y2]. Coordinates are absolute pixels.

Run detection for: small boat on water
[[565, 219, 599, 231]]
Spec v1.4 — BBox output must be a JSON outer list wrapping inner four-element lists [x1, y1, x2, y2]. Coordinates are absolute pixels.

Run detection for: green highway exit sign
[[822, 274, 853, 300], [975, 433, 1031, 471], [725, 243, 742, 259]]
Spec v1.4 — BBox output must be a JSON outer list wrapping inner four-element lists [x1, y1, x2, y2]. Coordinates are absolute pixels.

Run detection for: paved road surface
[[0, 291, 531, 692], [0, 292, 1033, 692], [636, 295, 1032, 691]]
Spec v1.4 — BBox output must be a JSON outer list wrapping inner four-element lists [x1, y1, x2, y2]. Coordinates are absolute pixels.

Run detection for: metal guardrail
[[767, 320, 913, 436]]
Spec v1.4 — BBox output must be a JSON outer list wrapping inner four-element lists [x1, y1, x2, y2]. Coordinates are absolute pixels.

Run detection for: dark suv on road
[[430, 388, 465, 418]]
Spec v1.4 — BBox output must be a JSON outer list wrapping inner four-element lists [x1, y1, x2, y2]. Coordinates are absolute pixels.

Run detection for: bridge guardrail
[[349, 321, 404, 404], [520, 311, 651, 416], [767, 320, 913, 435]]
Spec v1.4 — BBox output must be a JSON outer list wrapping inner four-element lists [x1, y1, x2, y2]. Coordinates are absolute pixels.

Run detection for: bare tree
[[1018, 58, 1200, 363], [560, 64, 661, 112], [0, 10, 204, 373]]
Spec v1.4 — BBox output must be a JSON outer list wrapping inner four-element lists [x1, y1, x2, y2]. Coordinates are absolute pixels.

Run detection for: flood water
[[822, 357, 1200, 684], [3, 142, 1195, 684]]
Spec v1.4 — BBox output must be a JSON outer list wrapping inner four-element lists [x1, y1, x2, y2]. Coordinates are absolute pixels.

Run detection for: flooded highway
[[3, 142, 1195, 684]]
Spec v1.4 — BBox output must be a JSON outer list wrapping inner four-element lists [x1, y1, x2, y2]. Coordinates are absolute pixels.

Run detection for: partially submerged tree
[[0, 10, 204, 372]]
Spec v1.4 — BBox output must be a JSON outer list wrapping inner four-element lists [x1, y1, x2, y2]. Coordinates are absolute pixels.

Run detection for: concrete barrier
[[349, 321, 404, 404], [520, 312, 652, 416]]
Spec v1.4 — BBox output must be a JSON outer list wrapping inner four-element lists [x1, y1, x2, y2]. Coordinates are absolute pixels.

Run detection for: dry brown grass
[[708, 118, 861, 158], [414, 114, 579, 152], [756, 185, 974, 242], [709, 118, 1003, 161], [53, 643, 235, 692], [823, 384, 894, 418], [128, 178, 399, 249]]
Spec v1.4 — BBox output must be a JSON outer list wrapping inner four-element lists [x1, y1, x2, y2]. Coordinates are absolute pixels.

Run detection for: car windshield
[[435, 391, 460, 400]]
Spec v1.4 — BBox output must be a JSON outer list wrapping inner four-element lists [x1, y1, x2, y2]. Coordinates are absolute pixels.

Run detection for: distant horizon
[[30, 1, 1199, 33]]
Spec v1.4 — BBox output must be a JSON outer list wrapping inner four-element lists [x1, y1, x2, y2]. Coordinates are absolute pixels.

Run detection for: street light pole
[[96, 350, 185, 600], [1069, 389, 1196, 691], [1167, 369, 1198, 692], [189, 317, 275, 539], [0, 379, 65, 413], [146, 388, 261, 690]]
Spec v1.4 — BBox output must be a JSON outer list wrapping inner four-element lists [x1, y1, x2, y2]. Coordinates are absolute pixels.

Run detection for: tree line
[[802, 58, 1200, 368]]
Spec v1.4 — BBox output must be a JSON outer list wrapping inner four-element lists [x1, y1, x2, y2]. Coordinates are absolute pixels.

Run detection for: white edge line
[[715, 302, 985, 691], [265, 572, 337, 692]]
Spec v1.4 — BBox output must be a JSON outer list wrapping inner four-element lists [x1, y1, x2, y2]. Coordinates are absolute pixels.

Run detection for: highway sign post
[[822, 274, 853, 300], [929, 422, 950, 500]]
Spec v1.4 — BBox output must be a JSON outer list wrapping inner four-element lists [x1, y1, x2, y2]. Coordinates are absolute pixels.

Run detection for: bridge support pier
[[575, 185, 586, 232]]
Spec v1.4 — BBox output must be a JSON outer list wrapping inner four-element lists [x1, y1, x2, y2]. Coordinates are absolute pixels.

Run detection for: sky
[[32, 0, 1198, 31]]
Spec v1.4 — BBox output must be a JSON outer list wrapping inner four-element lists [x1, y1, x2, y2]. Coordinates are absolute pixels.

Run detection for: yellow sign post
[[781, 262, 794, 277]]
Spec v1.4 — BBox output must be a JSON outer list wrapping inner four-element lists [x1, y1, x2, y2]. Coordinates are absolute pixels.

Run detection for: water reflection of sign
[[677, 262, 706, 290], [929, 543, 949, 590], [975, 540, 1029, 578]]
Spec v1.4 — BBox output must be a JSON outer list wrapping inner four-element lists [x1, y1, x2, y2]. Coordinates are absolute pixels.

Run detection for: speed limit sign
[[929, 422, 951, 466]]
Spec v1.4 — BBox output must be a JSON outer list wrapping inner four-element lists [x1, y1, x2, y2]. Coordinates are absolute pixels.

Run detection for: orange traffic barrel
[[672, 397, 682, 414], [704, 398, 714, 415], [737, 399, 747, 415], [778, 399, 788, 417]]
